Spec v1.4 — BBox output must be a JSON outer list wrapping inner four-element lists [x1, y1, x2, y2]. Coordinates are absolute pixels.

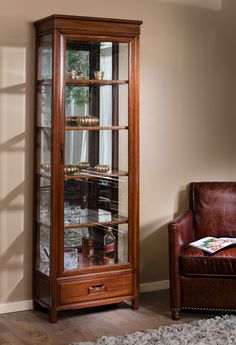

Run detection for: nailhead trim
[[182, 306, 236, 312]]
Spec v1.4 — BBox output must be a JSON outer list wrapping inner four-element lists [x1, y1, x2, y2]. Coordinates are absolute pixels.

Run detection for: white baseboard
[[140, 280, 170, 293], [0, 281, 169, 314], [0, 300, 33, 314]]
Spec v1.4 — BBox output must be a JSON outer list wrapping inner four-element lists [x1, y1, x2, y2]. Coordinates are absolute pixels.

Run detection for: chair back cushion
[[190, 182, 236, 239]]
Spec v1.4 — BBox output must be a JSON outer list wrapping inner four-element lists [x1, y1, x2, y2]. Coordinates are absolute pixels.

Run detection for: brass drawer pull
[[88, 284, 106, 294]]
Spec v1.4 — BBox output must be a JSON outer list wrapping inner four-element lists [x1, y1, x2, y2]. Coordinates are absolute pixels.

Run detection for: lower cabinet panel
[[58, 273, 134, 305]]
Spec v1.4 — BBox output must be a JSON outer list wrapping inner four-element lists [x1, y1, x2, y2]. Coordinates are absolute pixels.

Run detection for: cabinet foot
[[132, 298, 139, 310], [50, 309, 58, 323]]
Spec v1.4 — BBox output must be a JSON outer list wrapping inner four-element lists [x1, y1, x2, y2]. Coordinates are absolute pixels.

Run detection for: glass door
[[63, 39, 130, 271]]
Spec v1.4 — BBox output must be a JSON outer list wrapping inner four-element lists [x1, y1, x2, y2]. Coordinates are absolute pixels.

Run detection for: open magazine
[[190, 236, 236, 254]]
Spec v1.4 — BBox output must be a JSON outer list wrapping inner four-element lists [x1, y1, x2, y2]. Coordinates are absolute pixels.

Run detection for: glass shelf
[[38, 170, 128, 179], [65, 125, 128, 131], [65, 169, 129, 179], [66, 79, 128, 86], [38, 79, 52, 85], [37, 126, 52, 130], [64, 208, 128, 228], [38, 209, 128, 229], [74, 254, 128, 269]]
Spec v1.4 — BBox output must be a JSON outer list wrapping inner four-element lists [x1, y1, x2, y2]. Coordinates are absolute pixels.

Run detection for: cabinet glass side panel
[[39, 177, 51, 225], [38, 34, 53, 79], [66, 41, 128, 81], [36, 177, 51, 275], [36, 225, 50, 276], [35, 135, 52, 277], [39, 128, 51, 171], [40, 85, 52, 127], [35, 34, 52, 278]]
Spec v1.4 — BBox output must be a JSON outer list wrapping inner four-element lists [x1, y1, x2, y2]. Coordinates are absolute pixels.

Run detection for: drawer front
[[59, 273, 134, 305]]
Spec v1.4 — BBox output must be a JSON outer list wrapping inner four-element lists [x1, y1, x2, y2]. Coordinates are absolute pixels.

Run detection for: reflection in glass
[[65, 130, 128, 170], [41, 85, 52, 127], [99, 42, 128, 80], [40, 129, 51, 168], [65, 41, 128, 81], [39, 34, 52, 79], [65, 86, 90, 115], [64, 176, 128, 223], [100, 42, 112, 80], [65, 85, 89, 164], [66, 47, 89, 79], [65, 130, 88, 164], [118, 43, 129, 80], [39, 177, 50, 224], [38, 225, 50, 276], [64, 248, 79, 270], [117, 223, 128, 263], [36, 34, 52, 278]]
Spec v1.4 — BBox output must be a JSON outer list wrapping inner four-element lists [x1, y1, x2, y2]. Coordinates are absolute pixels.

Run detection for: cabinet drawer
[[59, 273, 133, 305]]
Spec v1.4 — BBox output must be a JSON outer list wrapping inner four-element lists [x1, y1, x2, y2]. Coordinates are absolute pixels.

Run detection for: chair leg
[[172, 308, 181, 320]]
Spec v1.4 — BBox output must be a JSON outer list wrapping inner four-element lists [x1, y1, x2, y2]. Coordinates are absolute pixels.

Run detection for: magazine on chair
[[190, 236, 236, 254]]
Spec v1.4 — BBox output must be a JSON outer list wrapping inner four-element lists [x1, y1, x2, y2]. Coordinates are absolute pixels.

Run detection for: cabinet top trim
[[34, 14, 142, 26], [34, 14, 142, 37]]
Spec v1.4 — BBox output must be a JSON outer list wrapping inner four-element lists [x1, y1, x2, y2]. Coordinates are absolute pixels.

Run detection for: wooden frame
[[33, 15, 142, 323]]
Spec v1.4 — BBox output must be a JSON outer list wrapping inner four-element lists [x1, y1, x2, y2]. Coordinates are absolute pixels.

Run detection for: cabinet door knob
[[59, 143, 64, 163]]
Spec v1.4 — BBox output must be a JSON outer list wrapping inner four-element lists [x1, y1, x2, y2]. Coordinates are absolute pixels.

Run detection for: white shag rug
[[70, 314, 236, 345]]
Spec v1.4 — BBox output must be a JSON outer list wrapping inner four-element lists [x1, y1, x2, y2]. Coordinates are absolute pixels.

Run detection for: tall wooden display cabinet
[[33, 15, 142, 322]]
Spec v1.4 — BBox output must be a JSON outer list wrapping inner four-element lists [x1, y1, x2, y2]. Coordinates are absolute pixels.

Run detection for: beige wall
[[0, 0, 236, 304]]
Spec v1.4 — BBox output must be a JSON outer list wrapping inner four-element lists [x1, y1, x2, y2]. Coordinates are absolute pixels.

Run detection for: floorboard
[[0, 290, 221, 345]]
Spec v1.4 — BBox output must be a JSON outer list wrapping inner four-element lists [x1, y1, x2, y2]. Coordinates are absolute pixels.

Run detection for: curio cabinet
[[33, 15, 142, 323]]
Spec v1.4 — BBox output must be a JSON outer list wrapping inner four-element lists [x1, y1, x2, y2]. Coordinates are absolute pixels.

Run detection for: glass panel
[[65, 41, 128, 81], [39, 177, 50, 225], [41, 85, 52, 127], [63, 223, 128, 270], [36, 34, 52, 277], [38, 35, 53, 79], [118, 43, 129, 81], [64, 40, 129, 271], [37, 225, 50, 276], [40, 128, 51, 171], [36, 137, 51, 277]]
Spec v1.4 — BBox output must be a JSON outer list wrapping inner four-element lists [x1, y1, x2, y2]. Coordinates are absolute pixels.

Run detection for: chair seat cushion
[[180, 246, 236, 276]]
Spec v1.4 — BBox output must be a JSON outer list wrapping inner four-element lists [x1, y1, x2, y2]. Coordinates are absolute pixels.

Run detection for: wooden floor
[[0, 290, 218, 345]]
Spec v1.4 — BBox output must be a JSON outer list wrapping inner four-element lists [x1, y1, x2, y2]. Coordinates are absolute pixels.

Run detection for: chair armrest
[[168, 210, 194, 313], [168, 209, 194, 255]]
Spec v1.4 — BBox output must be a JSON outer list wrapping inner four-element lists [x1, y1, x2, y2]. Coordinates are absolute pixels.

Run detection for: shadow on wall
[[0, 22, 35, 303], [173, 183, 191, 218], [140, 184, 190, 284], [140, 220, 170, 283]]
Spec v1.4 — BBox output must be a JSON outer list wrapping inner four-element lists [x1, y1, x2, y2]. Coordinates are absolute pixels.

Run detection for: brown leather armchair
[[168, 182, 236, 320]]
